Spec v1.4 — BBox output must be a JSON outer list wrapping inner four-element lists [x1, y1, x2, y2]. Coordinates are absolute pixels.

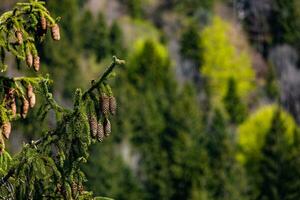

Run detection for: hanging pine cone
[[0, 135, 4, 154], [21, 98, 29, 118], [27, 84, 36, 108], [2, 122, 11, 139], [109, 96, 117, 115], [89, 115, 97, 138], [100, 94, 110, 115], [71, 182, 78, 196], [104, 118, 111, 137], [40, 16, 47, 31], [7, 88, 14, 98], [51, 24, 60, 41], [15, 30, 23, 45], [33, 56, 40, 72], [10, 98, 17, 117], [26, 52, 33, 67], [97, 122, 104, 142]]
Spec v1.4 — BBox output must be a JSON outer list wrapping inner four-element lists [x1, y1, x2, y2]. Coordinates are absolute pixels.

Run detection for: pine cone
[[100, 94, 110, 115], [15, 30, 23, 45], [27, 85, 36, 108], [89, 115, 97, 138], [10, 98, 17, 117], [109, 96, 117, 115], [51, 24, 60, 41], [7, 88, 14, 98], [2, 122, 11, 139], [21, 98, 29, 118], [26, 52, 33, 67], [104, 119, 111, 137], [0, 135, 5, 154], [97, 122, 104, 142], [71, 182, 78, 196], [40, 16, 47, 31], [33, 56, 40, 72]]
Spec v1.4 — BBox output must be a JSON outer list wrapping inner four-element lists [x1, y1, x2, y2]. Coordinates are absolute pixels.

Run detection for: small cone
[[2, 122, 11, 139], [100, 94, 110, 115], [26, 52, 33, 67], [33, 56, 40, 72], [51, 24, 60, 41], [89, 115, 97, 138], [109, 96, 117, 115], [15, 31, 23, 45], [104, 118, 111, 137], [0, 135, 5, 154], [97, 122, 104, 142], [22, 98, 29, 118], [7, 88, 14, 98], [71, 182, 77, 196], [27, 85, 36, 108], [40, 16, 47, 31], [10, 99, 17, 117]]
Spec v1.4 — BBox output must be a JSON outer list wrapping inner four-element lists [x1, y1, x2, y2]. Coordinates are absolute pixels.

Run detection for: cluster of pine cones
[[15, 15, 60, 72], [89, 93, 117, 142], [0, 84, 36, 152]]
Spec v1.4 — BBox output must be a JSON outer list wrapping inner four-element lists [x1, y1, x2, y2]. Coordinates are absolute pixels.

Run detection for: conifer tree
[[80, 10, 96, 52], [265, 64, 279, 100], [206, 109, 248, 200], [113, 39, 208, 200], [109, 21, 126, 58], [256, 109, 289, 200], [180, 24, 202, 67], [0, 1, 124, 198], [223, 77, 246, 124], [93, 12, 110, 62]]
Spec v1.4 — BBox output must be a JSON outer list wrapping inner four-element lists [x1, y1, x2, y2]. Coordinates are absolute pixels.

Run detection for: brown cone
[[109, 96, 117, 115], [51, 24, 60, 41], [10, 98, 17, 117], [97, 122, 104, 142], [33, 56, 40, 72], [100, 94, 110, 115], [15, 31, 23, 45], [0, 135, 5, 154], [22, 98, 29, 118], [27, 84, 36, 108], [89, 115, 97, 138], [104, 119, 111, 137], [2, 122, 11, 139], [26, 52, 33, 67], [40, 16, 47, 31]]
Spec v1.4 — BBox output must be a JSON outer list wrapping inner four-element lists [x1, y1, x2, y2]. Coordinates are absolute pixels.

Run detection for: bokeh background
[[1, 0, 300, 199]]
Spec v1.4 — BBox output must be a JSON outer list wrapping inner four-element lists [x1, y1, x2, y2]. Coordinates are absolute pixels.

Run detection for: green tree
[[112, 39, 208, 199], [256, 109, 289, 200], [80, 10, 96, 51], [180, 24, 202, 66], [265, 64, 279, 100], [93, 12, 110, 62], [0, 1, 125, 198], [109, 21, 126, 58], [223, 78, 246, 124], [206, 109, 248, 200], [271, 0, 300, 48]]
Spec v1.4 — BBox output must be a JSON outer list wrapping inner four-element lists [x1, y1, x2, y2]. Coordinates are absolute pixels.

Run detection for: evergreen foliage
[[223, 78, 246, 124], [270, 0, 300, 48], [256, 109, 294, 200], [205, 109, 248, 200], [265, 64, 279, 100], [180, 24, 202, 66], [108, 39, 208, 199], [0, 1, 125, 199]]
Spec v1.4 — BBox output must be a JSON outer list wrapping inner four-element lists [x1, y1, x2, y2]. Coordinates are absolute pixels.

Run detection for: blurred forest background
[[2, 0, 300, 199]]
